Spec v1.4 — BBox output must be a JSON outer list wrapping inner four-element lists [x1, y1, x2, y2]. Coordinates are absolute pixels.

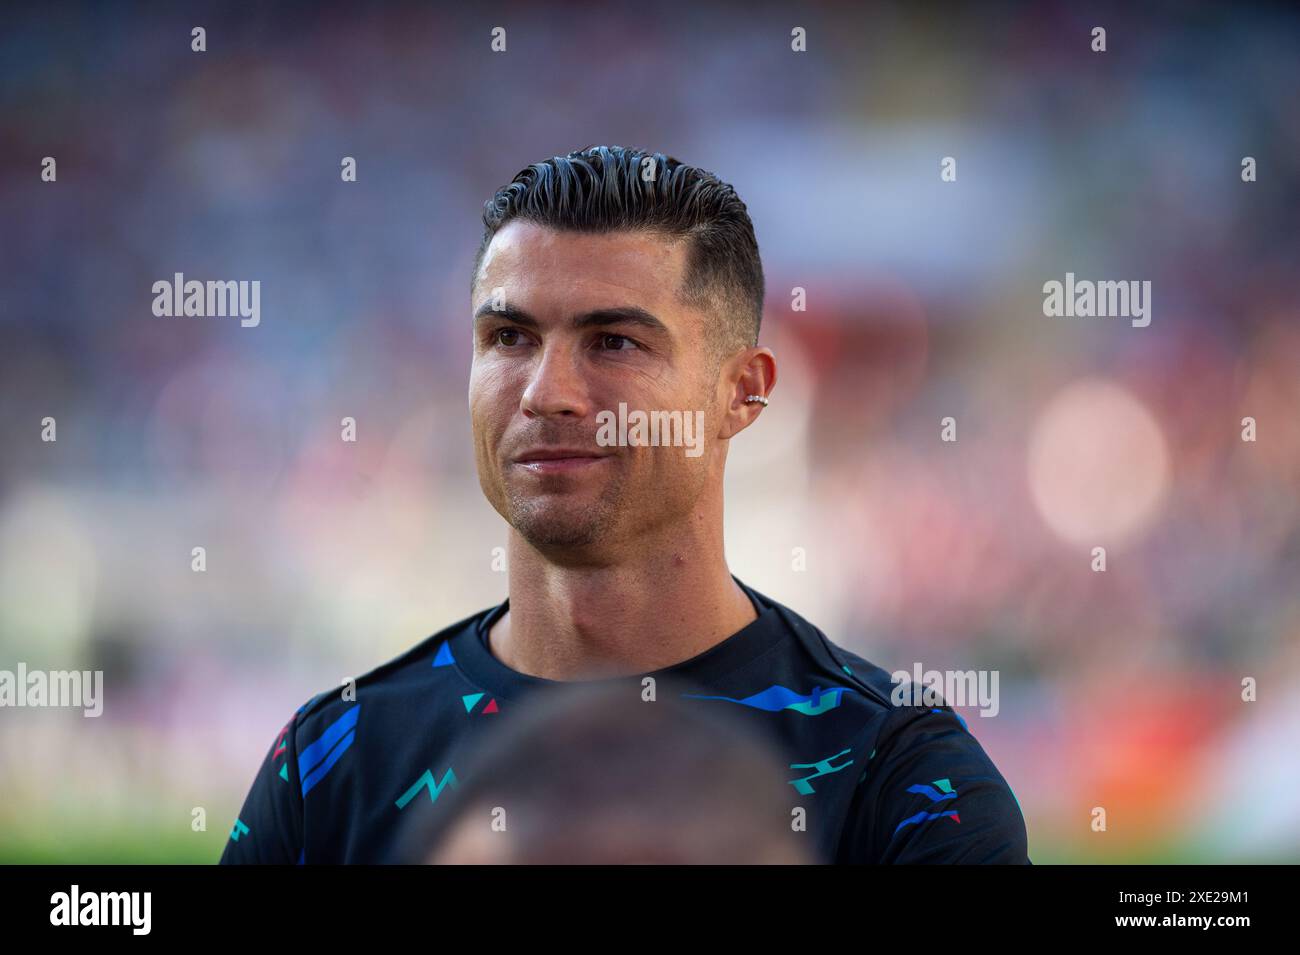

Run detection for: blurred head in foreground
[[392, 680, 818, 864]]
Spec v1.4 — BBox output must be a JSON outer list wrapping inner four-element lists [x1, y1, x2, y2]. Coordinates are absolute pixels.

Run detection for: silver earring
[[744, 395, 768, 406]]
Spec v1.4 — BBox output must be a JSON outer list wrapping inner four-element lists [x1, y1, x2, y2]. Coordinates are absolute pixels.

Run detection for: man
[[220, 145, 1030, 864]]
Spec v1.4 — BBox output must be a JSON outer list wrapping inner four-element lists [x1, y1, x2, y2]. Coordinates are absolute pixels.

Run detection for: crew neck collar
[[450, 576, 787, 701]]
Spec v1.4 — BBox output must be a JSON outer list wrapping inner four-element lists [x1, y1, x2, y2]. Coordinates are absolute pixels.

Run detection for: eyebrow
[[472, 302, 669, 334]]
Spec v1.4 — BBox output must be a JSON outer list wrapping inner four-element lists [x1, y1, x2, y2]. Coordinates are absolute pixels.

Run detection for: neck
[[489, 504, 757, 681]]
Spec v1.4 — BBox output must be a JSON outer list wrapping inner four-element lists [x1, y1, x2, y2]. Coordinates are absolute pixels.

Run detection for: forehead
[[475, 220, 692, 315]]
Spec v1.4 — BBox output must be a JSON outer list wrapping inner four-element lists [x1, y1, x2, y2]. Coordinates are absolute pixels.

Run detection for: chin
[[508, 501, 610, 551], [516, 524, 607, 552]]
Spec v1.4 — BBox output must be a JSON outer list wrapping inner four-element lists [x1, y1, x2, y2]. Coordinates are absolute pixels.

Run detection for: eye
[[599, 333, 638, 351], [495, 327, 522, 347]]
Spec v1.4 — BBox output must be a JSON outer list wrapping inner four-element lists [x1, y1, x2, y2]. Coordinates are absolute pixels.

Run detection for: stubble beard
[[502, 464, 630, 552]]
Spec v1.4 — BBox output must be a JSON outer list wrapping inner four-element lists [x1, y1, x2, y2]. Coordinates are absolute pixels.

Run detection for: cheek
[[469, 363, 518, 435]]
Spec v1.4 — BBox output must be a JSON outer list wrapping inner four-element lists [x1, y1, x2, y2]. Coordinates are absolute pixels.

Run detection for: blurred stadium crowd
[[1, 1, 1297, 861]]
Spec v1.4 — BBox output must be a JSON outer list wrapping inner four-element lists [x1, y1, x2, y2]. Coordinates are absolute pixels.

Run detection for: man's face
[[469, 221, 722, 557]]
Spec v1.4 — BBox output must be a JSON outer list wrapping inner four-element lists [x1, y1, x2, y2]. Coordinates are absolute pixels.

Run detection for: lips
[[511, 447, 613, 473]]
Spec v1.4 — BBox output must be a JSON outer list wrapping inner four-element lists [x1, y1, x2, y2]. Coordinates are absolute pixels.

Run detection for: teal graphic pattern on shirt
[[219, 578, 1029, 864]]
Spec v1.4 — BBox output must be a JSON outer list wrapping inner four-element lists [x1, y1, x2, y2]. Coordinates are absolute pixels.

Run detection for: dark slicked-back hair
[[473, 145, 765, 357]]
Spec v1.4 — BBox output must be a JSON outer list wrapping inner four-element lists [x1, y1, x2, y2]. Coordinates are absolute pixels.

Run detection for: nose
[[520, 340, 593, 420]]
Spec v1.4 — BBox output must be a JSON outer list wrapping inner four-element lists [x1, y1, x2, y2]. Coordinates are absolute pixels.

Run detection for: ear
[[718, 346, 776, 440]]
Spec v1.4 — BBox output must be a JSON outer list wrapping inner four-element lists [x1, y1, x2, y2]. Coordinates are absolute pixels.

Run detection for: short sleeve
[[837, 704, 1030, 864], [219, 708, 307, 864]]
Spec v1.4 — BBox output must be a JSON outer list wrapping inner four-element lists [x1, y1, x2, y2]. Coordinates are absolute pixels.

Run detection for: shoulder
[[740, 582, 1028, 861], [743, 580, 905, 715], [290, 604, 495, 758]]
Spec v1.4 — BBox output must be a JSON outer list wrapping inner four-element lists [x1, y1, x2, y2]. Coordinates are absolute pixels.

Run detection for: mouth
[[511, 449, 613, 474]]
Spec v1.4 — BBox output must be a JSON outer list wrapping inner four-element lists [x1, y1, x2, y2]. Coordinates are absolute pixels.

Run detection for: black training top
[[219, 577, 1030, 864]]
